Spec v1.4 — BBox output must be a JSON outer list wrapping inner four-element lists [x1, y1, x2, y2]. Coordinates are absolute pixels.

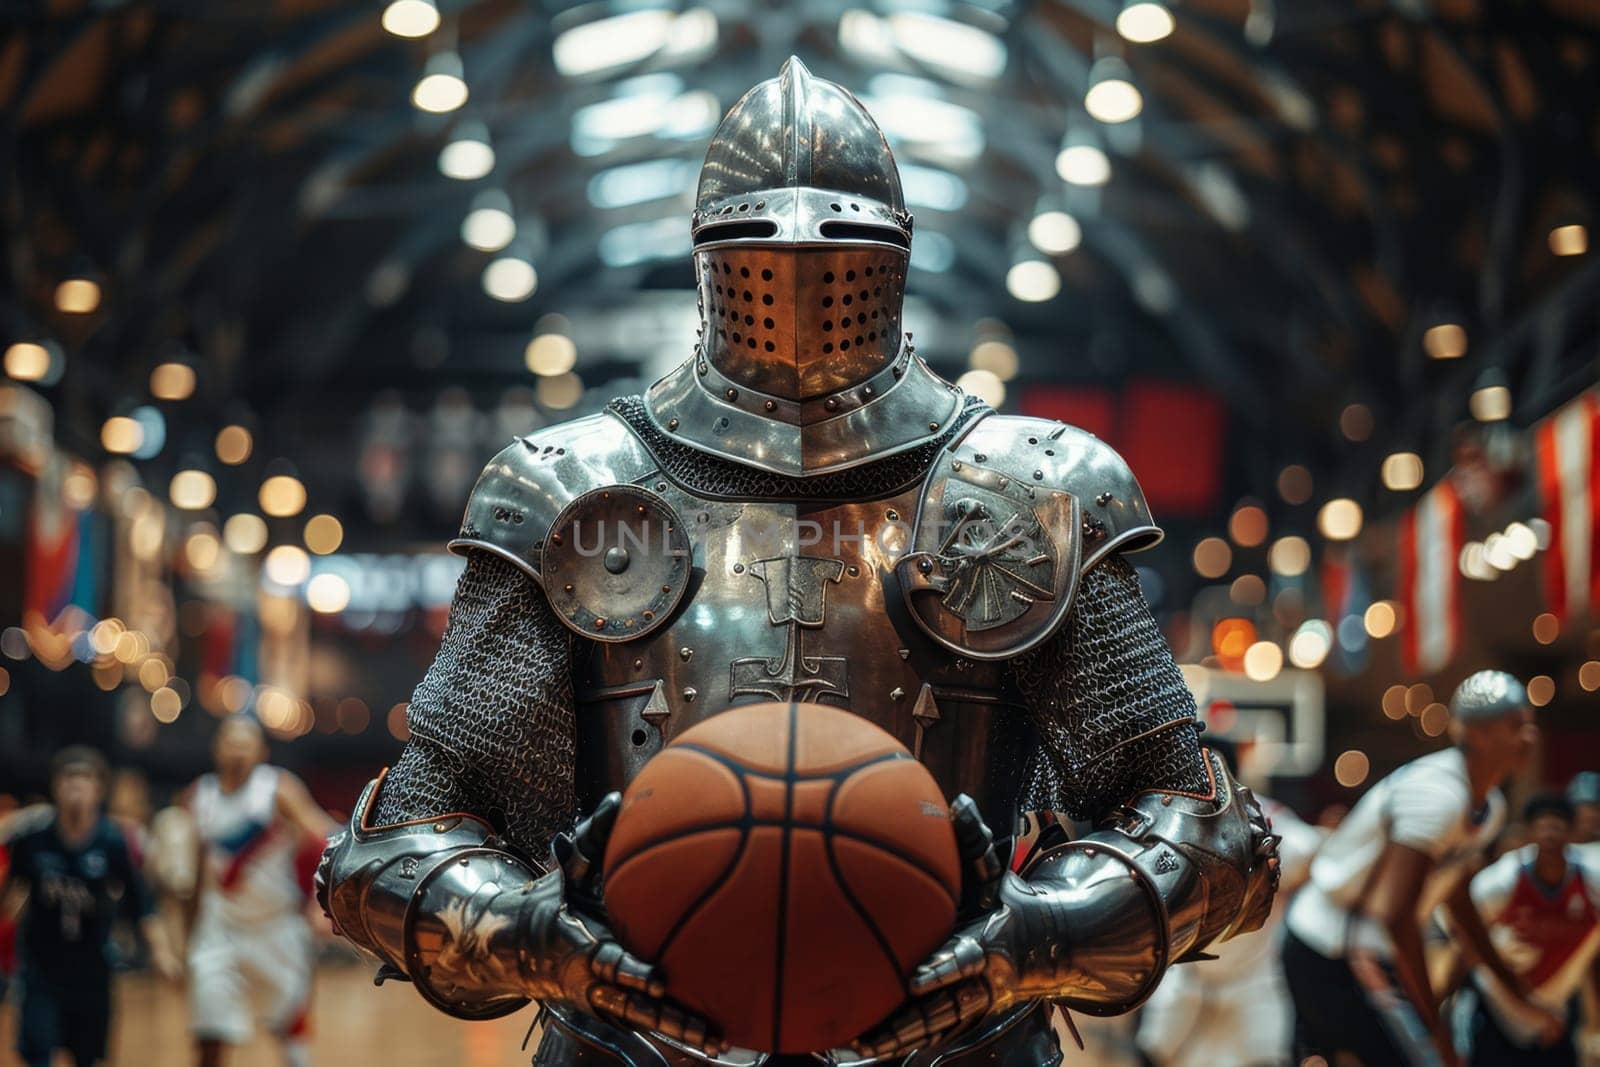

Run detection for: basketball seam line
[[607, 820, 961, 907], [771, 700, 799, 1051], [647, 749, 756, 964], [673, 743, 909, 782], [823, 783, 910, 990]]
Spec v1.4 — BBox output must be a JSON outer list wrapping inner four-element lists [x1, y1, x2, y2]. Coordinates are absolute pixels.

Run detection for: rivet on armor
[[898, 648, 910, 660], [1097, 492, 1114, 507], [726, 388, 739, 401], [593, 617, 607, 629], [433, 823, 448, 833], [632, 659, 643, 671], [928, 421, 940, 431], [564, 583, 575, 593], [886, 508, 900, 521], [1161, 794, 1173, 806], [998, 477, 1010, 489], [667, 418, 679, 431], [974, 453, 988, 463], [863, 385, 875, 398], [679, 647, 694, 661], [1033, 470, 1044, 481], [951, 461, 962, 472], [733, 562, 745, 574], [682, 687, 698, 702], [642, 610, 654, 621], [551, 533, 563, 545], [603, 547, 630, 574], [893, 365, 904, 380], [825, 397, 840, 411], [917, 558, 933, 575], [847, 564, 860, 577], [656, 482, 667, 491], [1084, 846, 1097, 857], [697, 362, 708, 376], [764, 400, 776, 412], [890, 687, 905, 701]]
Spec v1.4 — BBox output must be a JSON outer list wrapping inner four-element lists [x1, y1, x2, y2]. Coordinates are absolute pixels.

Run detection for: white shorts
[[188, 909, 314, 1045], [1136, 968, 1295, 1067]]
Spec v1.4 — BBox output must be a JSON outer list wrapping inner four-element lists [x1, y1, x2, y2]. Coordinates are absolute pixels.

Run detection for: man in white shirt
[[1452, 794, 1600, 1066], [1282, 669, 1560, 1066]]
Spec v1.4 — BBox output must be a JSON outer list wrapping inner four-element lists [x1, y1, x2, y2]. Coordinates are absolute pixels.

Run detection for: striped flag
[[1535, 391, 1600, 621], [1319, 546, 1371, 674], [1398, 479, 1465, 674]]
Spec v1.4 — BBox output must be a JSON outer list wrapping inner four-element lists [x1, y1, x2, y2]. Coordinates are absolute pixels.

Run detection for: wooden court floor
[[0, 961, 535, 1067], [0, 962, 1133, 1066]]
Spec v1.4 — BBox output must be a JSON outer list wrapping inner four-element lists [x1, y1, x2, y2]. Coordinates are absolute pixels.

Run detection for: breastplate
[[569, 481, 1035, 835]]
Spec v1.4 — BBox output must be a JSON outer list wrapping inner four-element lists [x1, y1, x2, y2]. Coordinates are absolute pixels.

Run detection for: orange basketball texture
[[602, 701, 961, 1054]]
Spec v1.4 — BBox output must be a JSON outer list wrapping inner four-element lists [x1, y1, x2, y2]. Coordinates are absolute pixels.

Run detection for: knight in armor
[[317, 58, 1279, 1065]]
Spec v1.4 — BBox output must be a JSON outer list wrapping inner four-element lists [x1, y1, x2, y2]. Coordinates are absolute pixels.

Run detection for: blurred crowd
[[0, 718, 335, 1067]]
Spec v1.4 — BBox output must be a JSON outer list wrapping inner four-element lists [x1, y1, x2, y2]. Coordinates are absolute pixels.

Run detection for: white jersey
[[1287, 747, 1505, 960], [192, 764, 302, 927]]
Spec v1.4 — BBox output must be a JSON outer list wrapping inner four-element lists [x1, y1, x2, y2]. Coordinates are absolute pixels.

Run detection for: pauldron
[[897, 413, 1161, 661]]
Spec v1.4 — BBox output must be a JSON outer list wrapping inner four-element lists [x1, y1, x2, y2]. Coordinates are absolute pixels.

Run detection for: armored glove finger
[[908, 931, 991, 996], [590, 983, 726, 1056], [552, 791, 622, 912], [849, 977, 995, 1060], [949, 794, 1003, 918]]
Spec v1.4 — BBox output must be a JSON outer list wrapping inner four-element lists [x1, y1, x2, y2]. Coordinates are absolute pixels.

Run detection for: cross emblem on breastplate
[[729, 556, 850, 703]]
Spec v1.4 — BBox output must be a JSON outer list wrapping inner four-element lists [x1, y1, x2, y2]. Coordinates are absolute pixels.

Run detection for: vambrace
[[318, 777, 636, 1022], [986, 751, 1278, 1015], [318, 776, 538, 1019]]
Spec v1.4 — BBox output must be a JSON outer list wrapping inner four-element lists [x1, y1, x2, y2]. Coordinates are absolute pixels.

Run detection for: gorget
[[643, 343, 962, 478]]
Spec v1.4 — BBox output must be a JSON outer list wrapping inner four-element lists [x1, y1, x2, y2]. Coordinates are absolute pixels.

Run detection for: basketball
[[601, 700, 962, 1054]]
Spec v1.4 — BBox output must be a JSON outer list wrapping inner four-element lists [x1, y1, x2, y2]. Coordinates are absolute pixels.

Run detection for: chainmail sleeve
[[373, 551, 577, 855], [1012, 555, 1208, 821]]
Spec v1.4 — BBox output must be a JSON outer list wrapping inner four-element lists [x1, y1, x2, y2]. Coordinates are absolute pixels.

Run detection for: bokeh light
[[1333, 750, 1370, 787], [215, 425, 253, 465]]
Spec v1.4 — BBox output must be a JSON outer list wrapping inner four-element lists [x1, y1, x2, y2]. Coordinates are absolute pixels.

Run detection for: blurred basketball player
[[1282, 670, 1561, 1066], [184, 715, 336, 1067], [1450, 794, 1600, 1065], [2, 746, 180, 1067]]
